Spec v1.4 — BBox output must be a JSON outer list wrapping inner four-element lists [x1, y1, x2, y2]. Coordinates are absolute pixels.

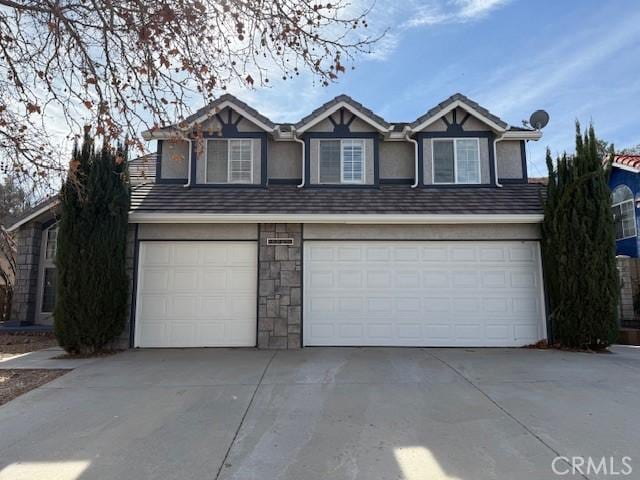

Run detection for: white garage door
[[303, 241, 546, 347], [135, 241, 257, 347]]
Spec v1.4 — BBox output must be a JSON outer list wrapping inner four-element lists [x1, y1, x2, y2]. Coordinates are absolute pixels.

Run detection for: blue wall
[[609, 167, 640, 257]]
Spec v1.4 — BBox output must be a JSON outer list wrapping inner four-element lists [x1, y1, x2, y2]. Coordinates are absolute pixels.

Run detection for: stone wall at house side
[[10, 222, 42, 324], [116, 223, 137, 349], [618, 257, 636, 325], [258, 224, 302, 349]]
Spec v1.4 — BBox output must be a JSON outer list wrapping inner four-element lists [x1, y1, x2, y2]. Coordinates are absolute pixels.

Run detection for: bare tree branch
[[0, 0, 383, 196]]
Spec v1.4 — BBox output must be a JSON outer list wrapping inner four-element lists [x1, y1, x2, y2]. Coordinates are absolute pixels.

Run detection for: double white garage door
[[134, 240, 545, 348]]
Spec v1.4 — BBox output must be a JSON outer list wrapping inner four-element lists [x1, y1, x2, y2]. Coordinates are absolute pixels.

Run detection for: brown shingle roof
[[130, 184, 544, 215]]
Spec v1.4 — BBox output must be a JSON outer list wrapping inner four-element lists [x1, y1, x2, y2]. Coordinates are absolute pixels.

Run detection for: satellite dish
[[529, 110, 549, 130]]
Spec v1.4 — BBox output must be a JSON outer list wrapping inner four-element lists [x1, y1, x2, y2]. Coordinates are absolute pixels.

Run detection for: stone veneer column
[[116, 223, 138, 349], [257, 224, 302, 349], [10, 222, 42, 325], [617, 257, 635, 325]]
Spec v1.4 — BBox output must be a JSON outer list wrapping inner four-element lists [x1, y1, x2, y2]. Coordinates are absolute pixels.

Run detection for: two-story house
[[8, 93, 547, 349]]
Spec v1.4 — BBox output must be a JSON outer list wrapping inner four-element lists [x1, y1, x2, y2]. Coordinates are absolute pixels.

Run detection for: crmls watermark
[[552, 456, 632, 476]]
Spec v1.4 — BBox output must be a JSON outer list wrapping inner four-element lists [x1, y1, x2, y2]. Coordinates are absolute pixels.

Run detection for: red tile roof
[[614, 154, 640, 170]]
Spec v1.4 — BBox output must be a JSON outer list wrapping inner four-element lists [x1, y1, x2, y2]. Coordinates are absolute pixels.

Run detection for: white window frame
[[431, 138, 481, 185], [318, 139, 366, 185], [37, 224, 57, 315], [612, 185, 637, 240], [204, 138, 253, 184]]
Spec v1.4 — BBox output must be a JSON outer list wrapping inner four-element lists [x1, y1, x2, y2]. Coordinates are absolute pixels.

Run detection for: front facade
[[609, 155, 640, 257], [9, 93, 547, 349]]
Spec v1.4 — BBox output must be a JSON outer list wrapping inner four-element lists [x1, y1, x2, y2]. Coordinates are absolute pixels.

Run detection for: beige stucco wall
[[497, 140, 524, 179], [303, 223, 541, 240], [268, 140, 302, 179], [309, 138, 374, 185], [423, 137, 490, 185], [160, 140, 189, 179], [135, 223, 540, 242], [420, 119, 448, 132], [349, 116, 378, 133], [462, 113, 492, 132], [137, 223, 258, 240], [379, 141, 414, 179], [195, 138, 262, 184]]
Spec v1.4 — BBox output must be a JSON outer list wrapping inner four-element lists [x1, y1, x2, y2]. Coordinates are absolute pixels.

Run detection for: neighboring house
[[609, 155, 640, 257], [8, 93, 547, 349]]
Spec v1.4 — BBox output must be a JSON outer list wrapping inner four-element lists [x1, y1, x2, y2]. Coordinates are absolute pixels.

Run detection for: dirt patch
[[0, 333, 58, 360], [0, 369, 68, 406], [54, 350, 121, 360]]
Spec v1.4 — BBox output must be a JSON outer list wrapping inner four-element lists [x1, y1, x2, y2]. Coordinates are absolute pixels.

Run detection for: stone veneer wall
[[257, 223, 302, 348], [117, 223, 137, 348], [10, 222, 42, 324], [617, 256, 640, 328]]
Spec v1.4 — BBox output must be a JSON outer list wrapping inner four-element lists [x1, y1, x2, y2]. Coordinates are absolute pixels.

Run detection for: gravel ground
[[0, 369, 68, 406], [0, 333, 65, 406], [0, 333, 58, 360]]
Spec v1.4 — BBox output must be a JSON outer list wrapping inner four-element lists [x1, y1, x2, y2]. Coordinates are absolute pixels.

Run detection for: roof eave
[[612, 162, 640, 173], [128, 212, 544, 225], [503, 130, 542, 140], [7, 198, 60, 232], [295, 100, 390, 135], [411, 99, 508, 133]]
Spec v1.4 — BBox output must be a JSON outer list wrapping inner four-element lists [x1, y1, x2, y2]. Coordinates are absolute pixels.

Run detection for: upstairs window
[[205, 139, 253, 184], [319, 139, 364, 184], [433, 138, 480, 184], [612, 185, 637, 240]]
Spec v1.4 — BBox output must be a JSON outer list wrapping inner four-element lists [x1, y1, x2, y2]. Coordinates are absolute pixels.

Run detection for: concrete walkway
[[0, 346, 639, 480], [0, 347, 102, 369]]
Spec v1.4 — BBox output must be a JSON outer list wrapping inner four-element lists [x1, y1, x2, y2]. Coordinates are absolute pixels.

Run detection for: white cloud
[[405, 0, 511, 27]]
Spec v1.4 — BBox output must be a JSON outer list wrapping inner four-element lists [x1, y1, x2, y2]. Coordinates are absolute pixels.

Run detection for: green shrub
[[542, 123, 619, 349], [54, 135, 130, 354]]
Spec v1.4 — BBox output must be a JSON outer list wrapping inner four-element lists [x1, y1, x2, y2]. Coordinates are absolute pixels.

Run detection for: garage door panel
[[173, 269, 199, 291], [173, 244, 200, 265], [479, 246, 506, 262], [143, 243, 171, 265], [140, 269, 170, 292], [304, 241, 545, 347], [138, 295, 168, 318], [135, 241, 257, 348]]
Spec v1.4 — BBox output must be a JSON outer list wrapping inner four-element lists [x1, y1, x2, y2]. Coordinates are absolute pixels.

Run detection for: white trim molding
[[296, 101, 390, 135], [129, 212, 544, 225], [7, 199, 59, 232], [612, 162, 640, 174], [412, 99, 507, 133]]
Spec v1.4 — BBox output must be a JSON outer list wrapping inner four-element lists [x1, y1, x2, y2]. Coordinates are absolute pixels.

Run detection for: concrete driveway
[[1, 346, 639, 480]]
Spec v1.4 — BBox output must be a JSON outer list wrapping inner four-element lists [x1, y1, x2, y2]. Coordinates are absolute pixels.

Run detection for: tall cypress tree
[[54, 135, 130, 354], [542, 123, 618, 349]]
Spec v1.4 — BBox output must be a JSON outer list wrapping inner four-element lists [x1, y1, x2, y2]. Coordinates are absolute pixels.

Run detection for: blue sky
[[233, 0, 640, 178]]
